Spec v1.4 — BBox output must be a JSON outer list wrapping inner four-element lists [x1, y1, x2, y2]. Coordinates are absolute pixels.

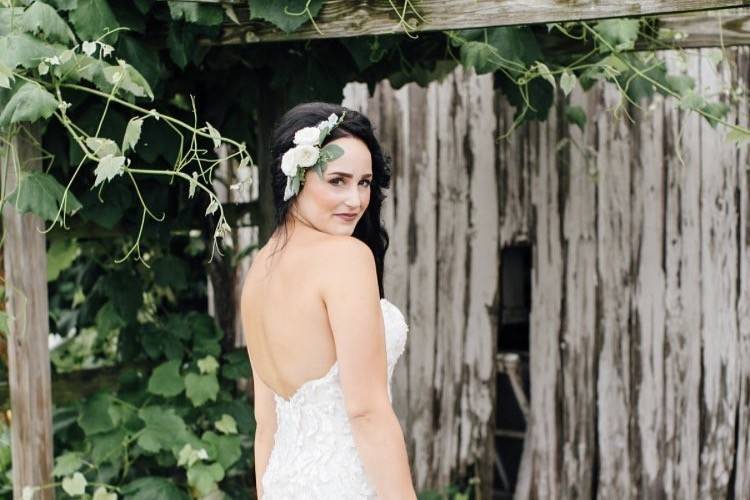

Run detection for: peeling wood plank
[[515, 110, 563, 500], [559, 86, 599, 500], [497, 95, 531, 246], [434, 67, 470, 487], [631, 90, 667, 499], [662, 51, 702, 500], [405, 83, 440, 490], [460, 69, 498, 497], [733, 45, 750, 500], [200, 0, 750, 44], [595, 83, 635, 499], [697, 48, 741, 499]]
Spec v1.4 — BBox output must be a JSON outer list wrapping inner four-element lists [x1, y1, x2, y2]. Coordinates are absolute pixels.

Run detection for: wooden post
[[1, 128, 54, 499]]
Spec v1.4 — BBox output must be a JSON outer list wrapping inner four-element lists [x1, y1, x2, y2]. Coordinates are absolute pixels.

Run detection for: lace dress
[[261, 298, 409, 499]]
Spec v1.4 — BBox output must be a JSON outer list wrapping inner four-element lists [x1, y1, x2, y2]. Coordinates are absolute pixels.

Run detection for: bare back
[[240, 226, 344, 400]]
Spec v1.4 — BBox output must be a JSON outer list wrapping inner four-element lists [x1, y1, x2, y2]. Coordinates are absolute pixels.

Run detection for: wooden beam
[[2, 127, 54, 500], [540, 9, 750, 55], [655, 8, 750, 48], [194, 0, 750, 45]]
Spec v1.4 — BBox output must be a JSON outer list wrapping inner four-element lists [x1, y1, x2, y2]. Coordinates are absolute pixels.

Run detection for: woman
[[240, 102, 417, 499]]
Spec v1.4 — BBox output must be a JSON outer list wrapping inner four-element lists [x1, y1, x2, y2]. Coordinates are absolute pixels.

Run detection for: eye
[[329, 178, 344, 185], [361, 179, 372, 187]]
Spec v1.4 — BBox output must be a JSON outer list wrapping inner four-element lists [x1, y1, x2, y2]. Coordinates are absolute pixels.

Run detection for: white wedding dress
[[261, 298, 409, 499]]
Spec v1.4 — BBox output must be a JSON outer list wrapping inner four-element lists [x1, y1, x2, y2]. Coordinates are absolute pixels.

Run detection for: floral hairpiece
[[281, 111, 346, 201]]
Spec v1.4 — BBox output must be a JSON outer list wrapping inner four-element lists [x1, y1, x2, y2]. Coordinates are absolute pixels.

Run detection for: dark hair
[[267, 102, 391, 298]]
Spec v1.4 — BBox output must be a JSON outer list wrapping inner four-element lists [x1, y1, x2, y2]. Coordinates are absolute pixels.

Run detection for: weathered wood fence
[[343, 46, 750, 498]]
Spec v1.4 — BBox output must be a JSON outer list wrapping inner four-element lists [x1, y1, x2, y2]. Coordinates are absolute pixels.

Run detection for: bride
[[240, 102, 417, 499]]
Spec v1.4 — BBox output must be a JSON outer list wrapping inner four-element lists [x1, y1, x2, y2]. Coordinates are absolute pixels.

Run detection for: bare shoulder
[[315, 234, 375, 271], [310, 235, 377, 296]]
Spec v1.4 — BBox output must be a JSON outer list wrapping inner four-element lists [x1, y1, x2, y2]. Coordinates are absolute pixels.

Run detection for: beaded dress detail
[[261, 298, 409, 499]]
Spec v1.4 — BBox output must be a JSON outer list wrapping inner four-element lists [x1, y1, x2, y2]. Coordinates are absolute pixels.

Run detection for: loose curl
[[267, 102, 392, 298]]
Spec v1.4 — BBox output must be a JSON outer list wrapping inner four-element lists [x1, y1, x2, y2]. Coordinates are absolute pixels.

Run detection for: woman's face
[[292, 136, 373, 236]]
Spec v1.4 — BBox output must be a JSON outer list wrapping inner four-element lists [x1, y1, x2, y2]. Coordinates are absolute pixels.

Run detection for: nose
[[344, 184, 362, 210]]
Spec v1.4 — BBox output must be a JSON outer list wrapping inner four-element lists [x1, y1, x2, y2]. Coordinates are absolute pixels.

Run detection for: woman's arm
[[321, 237, 417, 499], [250, 361, 277, 499]]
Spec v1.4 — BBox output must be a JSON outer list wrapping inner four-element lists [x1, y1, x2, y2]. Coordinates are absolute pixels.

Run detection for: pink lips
[[335, 213, 357, 221]]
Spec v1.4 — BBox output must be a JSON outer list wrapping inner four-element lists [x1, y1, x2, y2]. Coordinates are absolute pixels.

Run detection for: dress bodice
[[261, 298, 409, 499]]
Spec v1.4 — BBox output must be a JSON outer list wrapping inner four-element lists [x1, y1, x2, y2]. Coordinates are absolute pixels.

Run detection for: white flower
[[293, 126, 321, 146], [280, 148, 299, 176], [326, 113, 339, 126], [295, 144, 319, 168]]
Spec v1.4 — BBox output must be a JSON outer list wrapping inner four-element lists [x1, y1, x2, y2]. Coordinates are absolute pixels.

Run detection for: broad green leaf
[[92, 486, 117, 500], [0, 62, 14, 89], [221, 349, 250, 380], [202, 431, 241, 470], [560, 70, 576, 96], [61, 472, 87, 496], [197, 355, 219, 375], [701, 101, 730, 128], [19, 1, 76, 44], [69, 0, 120, 43], [102, 60, 154, 99], [0, 82, 57, 126], [89, 427, 127, 465], [665, 74, 695, 97], [47, 238, 79, 281], [213, 414, 237, 435], [185, 372, 219, 407], [95, 301, 125, 335], [186, 462, 224, 497], [78, 393, 115, 435], [147, 359, 185, 397], [679, 90, 706, 111], [727, 128, 750, 143], [319, 142, 344, 162], [594, 19, 640, 52], [120, 477, 188, 500], [79, 181, 132, 229], [153, 255, 189, 291], [137, 406, 189, 453], [53, 451, 83, 477], [459, 40, 496, 74], [565, 105, 586, 131], [85, 137, 120, 158], [534, 61, 555, 90], [0, 33, 63, 70], [167, 2, 224, 26], [46, 0, 78, 10], [6, 170, 82, 221], [177, 443, 208, 468], [93, 154, 126, 187], [250, 0, 324, 33], [122, 118, 142, 152], [101, 269, 143, 322]]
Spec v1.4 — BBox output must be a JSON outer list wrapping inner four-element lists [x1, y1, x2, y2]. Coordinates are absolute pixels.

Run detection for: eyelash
[[330, 178, 371, 187]]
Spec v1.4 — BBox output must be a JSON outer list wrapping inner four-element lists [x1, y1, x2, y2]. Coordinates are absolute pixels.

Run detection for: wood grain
[[2, 128, 54, 500], [198, 0, 750, 45]]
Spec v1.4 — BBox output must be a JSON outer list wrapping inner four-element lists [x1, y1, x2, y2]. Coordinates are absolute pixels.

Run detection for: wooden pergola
[[3, 1, 749, 498]]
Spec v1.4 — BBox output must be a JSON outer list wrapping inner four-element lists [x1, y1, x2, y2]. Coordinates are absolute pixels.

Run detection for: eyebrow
[[327, 171, 373, 178]]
